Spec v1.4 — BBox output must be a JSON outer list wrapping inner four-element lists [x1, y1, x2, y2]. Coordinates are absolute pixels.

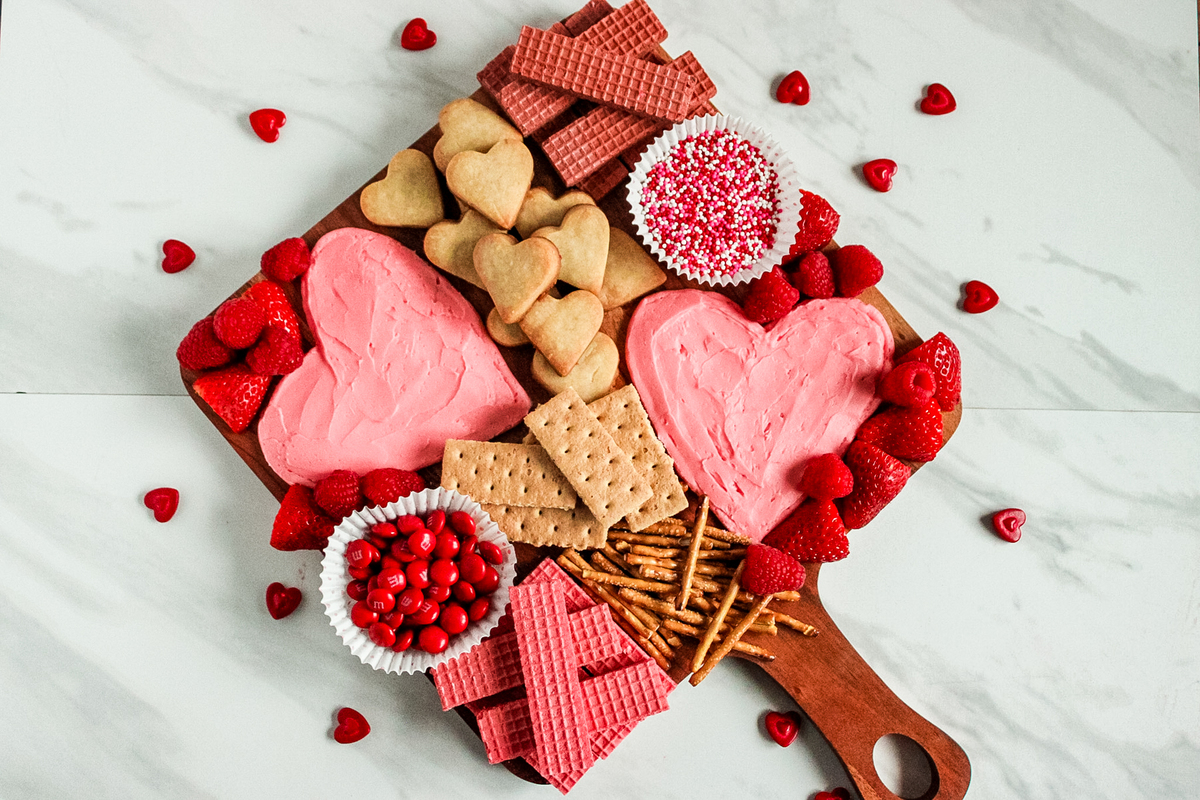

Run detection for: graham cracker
[[587, 384, 688, 531], [482, 503, 609, 550], [441, 440, 576, 509]]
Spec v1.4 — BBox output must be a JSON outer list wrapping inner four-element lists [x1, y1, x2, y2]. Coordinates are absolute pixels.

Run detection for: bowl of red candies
[[319, 487, 515, 674]]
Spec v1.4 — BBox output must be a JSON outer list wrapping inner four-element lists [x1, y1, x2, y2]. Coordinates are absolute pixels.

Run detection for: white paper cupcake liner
[[319, 487, 515, 675], [627, 114, 804, 287]]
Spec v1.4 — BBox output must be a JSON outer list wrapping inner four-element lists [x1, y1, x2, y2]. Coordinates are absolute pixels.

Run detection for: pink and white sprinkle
[[639, 129, 781, 278]]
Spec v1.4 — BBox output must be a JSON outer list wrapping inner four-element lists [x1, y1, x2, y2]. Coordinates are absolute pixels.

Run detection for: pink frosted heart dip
[[625, 290, 893, 541], [257, 228, 530, 486]]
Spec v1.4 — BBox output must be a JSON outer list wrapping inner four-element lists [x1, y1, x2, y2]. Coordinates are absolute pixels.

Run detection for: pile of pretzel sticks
[[555, 499, 817, 685]]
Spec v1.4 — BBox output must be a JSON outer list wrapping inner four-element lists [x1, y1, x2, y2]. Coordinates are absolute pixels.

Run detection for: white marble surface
[[1, 1, 1197, 798]]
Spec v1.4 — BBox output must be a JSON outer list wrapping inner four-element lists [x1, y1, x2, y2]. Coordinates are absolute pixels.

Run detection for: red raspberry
[[360, 468, 426, 508], [270, 484, 335, 551], [857, 397, 944, 463], [313, 469, 364, 520], [245, 325, 304, 375], [830, 244, 883, 298], [192, 364, 271, 433], [763, 499, 849, 563], [742, 544, 806, 595], [260, 237, 312, 283], [212, 296, 267, 349], [790, 190, 840, 256], [176, 317, 234, 370], [742, 266, 799, 325], [836, 441, 910, 529], [243, 280, 303, 345], [799, 453, 853, 500], [789, 251, 835, 299], [896, 332, 961, 412], [879, 361, 937, 408]]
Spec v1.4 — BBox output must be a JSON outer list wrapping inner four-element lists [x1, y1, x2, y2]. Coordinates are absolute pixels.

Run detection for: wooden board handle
[[758, 564, 971, 800]]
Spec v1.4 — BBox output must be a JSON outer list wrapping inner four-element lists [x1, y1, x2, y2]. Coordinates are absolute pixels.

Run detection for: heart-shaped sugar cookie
[[432, 98, 522, 172], [519, 290, 604, 376], [445, 139, 533, 230], [257, 229, 530, 485], [514, 187, 596, 238], [473, 233, 559, 324], [597, 228, 667, 310], [360, 149, 445, 228], [486, 308, 530, 347], [423, 209, 501, 289], [626, 292, 893, 540], [532, 204, 609, 295], [532, 332, 619, 403]]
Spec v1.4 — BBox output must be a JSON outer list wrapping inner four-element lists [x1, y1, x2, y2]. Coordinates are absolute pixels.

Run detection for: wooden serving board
[[181, 80, 969, 799]]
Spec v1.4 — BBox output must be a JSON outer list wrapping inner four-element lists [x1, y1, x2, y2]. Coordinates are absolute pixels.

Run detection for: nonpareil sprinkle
[[640, 129, 781, 278]]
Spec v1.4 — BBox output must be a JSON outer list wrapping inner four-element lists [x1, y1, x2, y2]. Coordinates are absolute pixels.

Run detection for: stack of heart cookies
[[360, 97, 667, 403]]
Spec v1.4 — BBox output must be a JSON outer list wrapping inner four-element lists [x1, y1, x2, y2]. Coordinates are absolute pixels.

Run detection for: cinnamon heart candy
[[814, 790, 852, 800], [961, 279, 998, 313], [400, 18, 437, 51], [143, 487, 179, 522], [764, 710, 800, 747], [862, 158, 897, 192], [161, 240, 195, 274], [265, 582, 302, 619], [333, 707, 370, 743], [920, 82, 957, 115], [248, 108, 286, 143], [991, 508, 1025, 543], [775, 70, 810, 105]]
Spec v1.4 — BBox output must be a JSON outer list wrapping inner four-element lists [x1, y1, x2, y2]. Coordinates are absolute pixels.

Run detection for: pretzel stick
[[629, 544, 743, 560], [609, 530, 725, 549], [699, 526, 752, 545], [558, 554, 675, 667], [579, 569, 675, 593], [614, 518, 687, 535], [677, 497, 709, 611], [691, 593, 775, 685], [602, 544, 634, 572], [661, 615, 775, 637], [611, 539, 632, 552], [694, 562, 736, 577], [625, 554, 677, 569], [734, 589, 802, 606], [691, 560, 746, 672], [767, 610, 819, 637], [589, 551, 625, 576], [618, 588, 706, 624]]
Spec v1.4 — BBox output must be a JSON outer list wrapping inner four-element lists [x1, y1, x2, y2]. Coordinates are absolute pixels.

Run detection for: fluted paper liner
[[320, 487, 516, 675], [626, 114, 804, 287]]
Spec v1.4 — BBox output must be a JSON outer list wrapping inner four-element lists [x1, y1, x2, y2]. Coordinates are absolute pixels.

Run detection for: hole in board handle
[[872, 733, 936, 800]]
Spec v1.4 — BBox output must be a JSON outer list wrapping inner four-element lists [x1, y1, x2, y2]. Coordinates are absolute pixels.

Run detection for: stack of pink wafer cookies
[[432, 559, 674, 793], [476, 0, 718, 196]]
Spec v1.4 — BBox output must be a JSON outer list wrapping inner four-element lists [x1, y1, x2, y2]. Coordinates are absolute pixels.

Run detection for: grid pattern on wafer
[[476, 45, 515, 103], [476, 700, 535, 763], [575, 0, 666, 57], [543, 104, 663, 187], [500, 80, 578, 136], [564, 0, 614, 35], [511, 581, 593, 777], [575, 156, 630, 197], [525, 557, 593, 611], [511, 26, 695, 122]]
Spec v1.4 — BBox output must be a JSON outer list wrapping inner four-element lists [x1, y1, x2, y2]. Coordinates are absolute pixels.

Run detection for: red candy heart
[[776, 70, 810, 105], [961, 279, 998, 313], [400, 18, 437, 51], [920, 82, 957, 115], [265, 582, 302, 619], [862, 158, 897, 192], [161, 240, 195, 274], [991, 508, 1025, 543], [249, 108, 286, 143], [814, 790, 851, 800], [333, 707, 370, 743], [764, 710, 800, 747], [143, 487, 179, 522]]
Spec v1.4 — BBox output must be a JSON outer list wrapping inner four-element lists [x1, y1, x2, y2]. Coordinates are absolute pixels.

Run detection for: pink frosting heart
[[626, 291, 893, 540], [258, 228, 530, 486]]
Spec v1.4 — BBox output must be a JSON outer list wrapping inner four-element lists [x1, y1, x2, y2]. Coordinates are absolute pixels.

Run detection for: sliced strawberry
[[742, 543, 806, 595], [763, 499, 849, 563], [896, 332, 961, 412], [243, 280, 302, 345], [270, 484, 335, 551], [742, 266, 800, 325], [837, 441, 910, 529], [857, 397, 944, 463], [192, 364, 271, 433], [313, 469, 364, 520], [799, 453, 853, 500], [790, 190, 840, 256]]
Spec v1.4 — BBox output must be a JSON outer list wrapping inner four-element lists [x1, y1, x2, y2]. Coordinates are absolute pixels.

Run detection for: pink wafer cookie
[[477, 45, 515, 103], [511, 581, 594, 779], [575, 157, 630, 197], [525, 557, 593, 612], [511, 26, 696, 122], [564, 0, 613, 35], [574, 0, 666, 57]]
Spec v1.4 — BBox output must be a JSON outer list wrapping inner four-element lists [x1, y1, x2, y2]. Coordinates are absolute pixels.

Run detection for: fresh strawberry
[[176, 317, 234, 370], [790, 190, 840, 256], [896, 332, 961, 411], [790, 251, 835, 299], [313, 469, 364, 520], [192, 364, 272, 433], [260, 237, 312, 283], [212, 296, 267, 349], [245, 325, 304, 375], [360, 468, 425, 508], [879, 361, 937, 408], [800, 453, 854, 500], [857, 397, 944, 462], [243, 280, 303, 345], [742, 543, 806, 595], [763, 499, 849, 563], [270, 484, 335, 551], [742, 266, 800, 325], [830, 244, 883, 298], [836, 441, 910, 529]]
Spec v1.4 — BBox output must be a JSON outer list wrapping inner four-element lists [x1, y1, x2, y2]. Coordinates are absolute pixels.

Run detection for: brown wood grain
[[180, 84, 968, 799]]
